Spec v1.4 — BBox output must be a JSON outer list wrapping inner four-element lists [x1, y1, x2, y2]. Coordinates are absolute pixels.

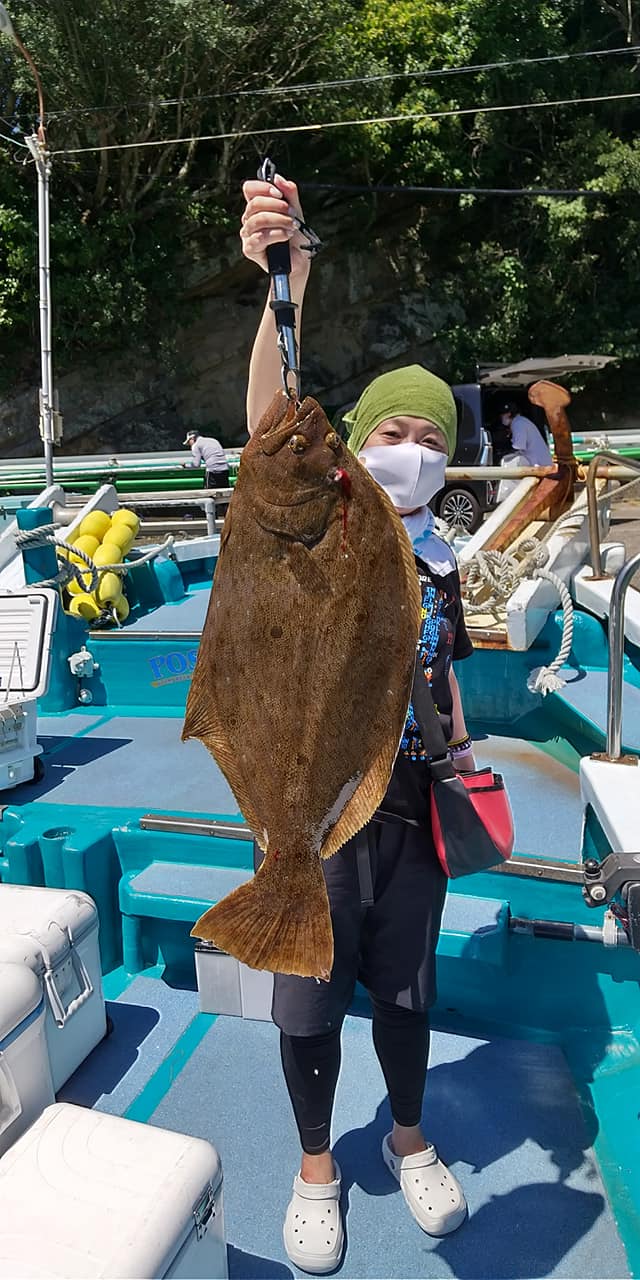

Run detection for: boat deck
[[58, 969, 629, 1279], [14, 711, 239, 815], [3, 572, 639, 1276], [11, 714, 583, 860], [123, 588, 210, 634], [555, 668, 640, 754]]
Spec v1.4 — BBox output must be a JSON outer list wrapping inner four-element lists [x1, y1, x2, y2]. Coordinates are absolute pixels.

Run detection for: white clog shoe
[[382, 1134, 467, 1236], [283, 1161, 344, 1274]]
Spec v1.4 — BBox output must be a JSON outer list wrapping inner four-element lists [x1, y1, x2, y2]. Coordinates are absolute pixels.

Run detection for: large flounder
[[183, 390, 422, 979]]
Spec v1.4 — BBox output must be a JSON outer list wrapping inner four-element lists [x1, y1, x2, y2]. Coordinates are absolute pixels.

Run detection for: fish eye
[[324, 431, 341, 451], [288, 434, 310, 454]]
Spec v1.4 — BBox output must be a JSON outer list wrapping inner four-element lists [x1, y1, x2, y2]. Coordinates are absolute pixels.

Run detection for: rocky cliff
[[0, 224, 634, 457]]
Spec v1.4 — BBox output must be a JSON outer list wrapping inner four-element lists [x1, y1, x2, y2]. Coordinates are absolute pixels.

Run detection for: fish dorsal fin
[[182, 655, 266, 849]]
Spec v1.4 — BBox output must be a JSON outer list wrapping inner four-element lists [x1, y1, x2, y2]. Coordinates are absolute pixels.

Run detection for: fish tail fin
[[190, 848, 333, 980]]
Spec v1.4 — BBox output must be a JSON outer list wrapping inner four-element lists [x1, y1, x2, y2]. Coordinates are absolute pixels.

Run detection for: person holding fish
[[225, 171, 476, 1273]]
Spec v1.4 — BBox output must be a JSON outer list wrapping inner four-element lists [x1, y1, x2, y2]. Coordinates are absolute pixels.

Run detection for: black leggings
[[280, 996, 430, 1155]]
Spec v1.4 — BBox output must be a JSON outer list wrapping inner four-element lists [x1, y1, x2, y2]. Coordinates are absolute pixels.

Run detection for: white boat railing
[[601, 551, 640, 762], [584, 450, 640, 579]]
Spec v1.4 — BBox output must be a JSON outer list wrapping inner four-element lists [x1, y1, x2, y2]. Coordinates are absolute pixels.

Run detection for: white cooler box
[[0, 1103, 228, 1279], [0, 885, 106, 1090], [0, 962, 55, 1156]]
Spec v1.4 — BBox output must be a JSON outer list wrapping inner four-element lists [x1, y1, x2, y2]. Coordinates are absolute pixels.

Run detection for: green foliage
[[1, 0, 640, 397]]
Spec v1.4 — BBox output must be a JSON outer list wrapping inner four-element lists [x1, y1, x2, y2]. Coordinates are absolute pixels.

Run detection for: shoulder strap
[[410, 659, 457, 783]]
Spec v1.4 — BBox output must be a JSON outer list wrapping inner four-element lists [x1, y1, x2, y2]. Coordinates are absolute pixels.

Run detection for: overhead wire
[[51, 89, 640, 157], [44, 43, 640, 120], [0, 128, 27, 148], [300, 181, 608, 198]]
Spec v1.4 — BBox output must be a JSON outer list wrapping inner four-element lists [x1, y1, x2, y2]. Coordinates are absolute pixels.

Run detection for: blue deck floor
[[124, 587, 211, 634], [12, 715, 584, 861], [11, 712, 239, 815], [60, 972, 630, 1280]]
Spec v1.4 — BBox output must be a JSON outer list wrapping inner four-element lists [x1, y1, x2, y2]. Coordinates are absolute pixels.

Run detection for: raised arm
[[240, 174, 312, 434]]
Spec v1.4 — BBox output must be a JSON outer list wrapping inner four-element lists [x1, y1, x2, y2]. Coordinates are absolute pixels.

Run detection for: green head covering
[[344, 365, 457, 460]]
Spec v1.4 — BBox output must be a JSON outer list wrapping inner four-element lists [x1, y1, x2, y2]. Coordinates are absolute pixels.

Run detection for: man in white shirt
[[182, 430, 229, 488], [500, 402, 553, 468], [496, 401, 553, 503]]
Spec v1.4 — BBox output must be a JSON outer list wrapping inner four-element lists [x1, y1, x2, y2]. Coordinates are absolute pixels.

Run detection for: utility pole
[[0, 3, 60, 488]]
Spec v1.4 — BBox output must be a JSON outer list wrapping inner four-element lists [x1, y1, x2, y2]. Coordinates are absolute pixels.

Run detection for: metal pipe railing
[[604, 551, 640, 761], [443, 464, 638, 482], [585, 450, 640, 578], [115, 490, 232, 506]]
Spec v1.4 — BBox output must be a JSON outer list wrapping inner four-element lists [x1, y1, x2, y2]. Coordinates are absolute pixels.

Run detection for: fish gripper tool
[[257, 158, 323, 401]]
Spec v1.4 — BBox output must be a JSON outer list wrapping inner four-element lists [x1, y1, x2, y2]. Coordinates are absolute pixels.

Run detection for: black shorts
[[270, 817, 447, 1037], [205, 468, 229, 489]]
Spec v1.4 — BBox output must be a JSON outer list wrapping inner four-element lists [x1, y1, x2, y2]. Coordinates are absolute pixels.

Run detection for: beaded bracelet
[[449, 735, 473, 758]]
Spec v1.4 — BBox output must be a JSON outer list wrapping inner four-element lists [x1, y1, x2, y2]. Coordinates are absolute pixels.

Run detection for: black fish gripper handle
[[257, 156, 292, 279]]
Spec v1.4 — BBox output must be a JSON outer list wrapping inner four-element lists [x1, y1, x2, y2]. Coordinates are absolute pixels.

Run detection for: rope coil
[[462, 535, 576, 696]]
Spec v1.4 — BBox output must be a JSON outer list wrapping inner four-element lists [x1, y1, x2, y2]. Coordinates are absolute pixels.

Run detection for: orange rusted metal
[[528, 379, 577, 470], [485, 379, 576, 552]]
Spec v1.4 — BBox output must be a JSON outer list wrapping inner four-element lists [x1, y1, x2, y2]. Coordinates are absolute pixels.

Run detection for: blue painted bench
[[119, 860, 509, 975]]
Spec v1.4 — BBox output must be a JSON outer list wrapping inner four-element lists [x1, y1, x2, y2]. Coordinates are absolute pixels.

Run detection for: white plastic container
[[195, 942, 274, 1021], [0, 588, 57, 790], [0, 1103, 228, 1279], [0, 962, 55, 1156], [0, 885, 106, 1090]]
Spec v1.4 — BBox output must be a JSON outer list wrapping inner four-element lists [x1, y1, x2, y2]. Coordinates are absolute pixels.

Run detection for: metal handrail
[[585, 449, 640, 578], [444, 463, 637, 481], [602, 551, 640, 761], [55, 490, 231, 537]]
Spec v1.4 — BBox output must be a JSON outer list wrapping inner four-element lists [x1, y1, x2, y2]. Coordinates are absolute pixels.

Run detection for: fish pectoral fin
[[191, 847, 333, 980], [285, 541, 332, 596]]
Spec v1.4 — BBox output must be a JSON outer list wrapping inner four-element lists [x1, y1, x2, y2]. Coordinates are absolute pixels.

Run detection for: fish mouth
[[293, 406, 318, 432], [260, 398, 325, 457]]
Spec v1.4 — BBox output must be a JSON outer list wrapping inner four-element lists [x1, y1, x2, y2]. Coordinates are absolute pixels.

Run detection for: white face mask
[[358, 441, 447, 510]]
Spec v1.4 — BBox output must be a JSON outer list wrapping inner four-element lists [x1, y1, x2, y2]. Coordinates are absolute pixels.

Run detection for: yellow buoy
[[111, 508, 140, 536], [95, 572, 123, 607], [106, 524, 135, 557], [69, 533, 100, 562], [66, 569, 94, 595], [68, 594, 102, 622], [113, 594, 130, 622], [78, 510, 112, 541], [93, 541, 123, 567], [64, 533, 100, 594]]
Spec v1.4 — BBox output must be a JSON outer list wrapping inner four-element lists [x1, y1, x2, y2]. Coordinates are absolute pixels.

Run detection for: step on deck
[[554, 669, 640, 753]]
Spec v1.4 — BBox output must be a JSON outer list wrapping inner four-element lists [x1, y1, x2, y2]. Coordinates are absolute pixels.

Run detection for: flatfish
[[183, 390, 422, 979]]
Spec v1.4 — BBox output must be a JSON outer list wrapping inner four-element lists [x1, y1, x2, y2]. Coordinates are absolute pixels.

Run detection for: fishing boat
[[1, 185, 639, 1280], [0, 424, 638, 1278]]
